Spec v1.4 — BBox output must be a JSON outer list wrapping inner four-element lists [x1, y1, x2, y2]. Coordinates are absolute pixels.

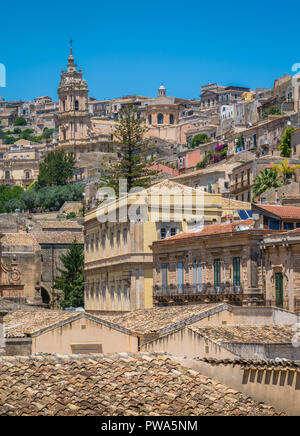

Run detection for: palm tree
[[271, 159, 300, 184], [252, 168, 283, 200]]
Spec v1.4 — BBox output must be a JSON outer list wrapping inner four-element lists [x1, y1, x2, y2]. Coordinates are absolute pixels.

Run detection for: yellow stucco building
[[84, 180, 250, 313]]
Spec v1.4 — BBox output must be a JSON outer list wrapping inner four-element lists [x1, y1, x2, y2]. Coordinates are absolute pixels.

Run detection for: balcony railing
[[153, 284, 243, 297]]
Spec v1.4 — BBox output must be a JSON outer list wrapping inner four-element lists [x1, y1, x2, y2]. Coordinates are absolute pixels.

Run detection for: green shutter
[[275, 273, 283, 308], [214, 259, 221, 286], [233, 257, 240, 286]]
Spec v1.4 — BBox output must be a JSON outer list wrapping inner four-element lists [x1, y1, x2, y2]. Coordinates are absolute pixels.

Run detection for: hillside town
[[1, 45, 300, 417]]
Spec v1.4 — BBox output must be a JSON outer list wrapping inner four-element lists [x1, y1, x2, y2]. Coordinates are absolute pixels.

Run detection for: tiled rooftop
[[190, 325, 297, 344], [100, 304, 225, 335], [157, 219, 255, 243], [199, 357, 300, 370], [257, 205, 300, 219], [4, 310, 79, 338], [33, 231, 83, 244], [0, 233, 39, 247], [0, 353, 284, 416], [39, 220, 82, 229]]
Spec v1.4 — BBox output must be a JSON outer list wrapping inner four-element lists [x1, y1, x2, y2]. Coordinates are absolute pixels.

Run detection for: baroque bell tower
[[58, 42, 91, 150]]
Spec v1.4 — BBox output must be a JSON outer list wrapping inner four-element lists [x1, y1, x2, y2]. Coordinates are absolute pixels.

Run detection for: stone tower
[[158, 83, 166, 97], [58, 44, 91, 150]]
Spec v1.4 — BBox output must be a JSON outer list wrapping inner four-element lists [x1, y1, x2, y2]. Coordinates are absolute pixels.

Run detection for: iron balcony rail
[[153, 284, 243, 296]]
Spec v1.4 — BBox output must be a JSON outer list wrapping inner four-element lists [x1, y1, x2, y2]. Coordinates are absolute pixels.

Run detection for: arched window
[[25, 171, 30, 179], [148, 115, 152, 125], [75, 100, 79, 111], [169, 114, 174, 124], [5, 170, 10, 179], [157, 113, 164, 124]]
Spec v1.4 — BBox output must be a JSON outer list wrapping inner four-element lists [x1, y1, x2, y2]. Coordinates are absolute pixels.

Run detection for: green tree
[[54, 239, 84, 309], [272, 158, 300, 184], [279, 126, 295, 157], [0, 184, 24, 212], [252, 168, 283, 200], [103, 105, 156, 196], [190, 134, 210, 148], [14, 116, 27, 126], [37, 150, 76, 187]]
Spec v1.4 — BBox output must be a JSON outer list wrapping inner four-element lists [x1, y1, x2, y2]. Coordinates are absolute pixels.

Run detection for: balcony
[[153, 283, 243, 304]]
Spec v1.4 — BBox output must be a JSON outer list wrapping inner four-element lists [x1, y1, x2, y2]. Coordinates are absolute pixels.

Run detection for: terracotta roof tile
[[33, 231, 83, 244], [190, 325, 296, 344], [0, 353, 284, 415], [4, 310, 80, 338], [98, 303, 225, 335], [39, 220, 82, 229], [157, 220, 254, 243], [0, 233, 39, 247], [257, 205, 300, 219]]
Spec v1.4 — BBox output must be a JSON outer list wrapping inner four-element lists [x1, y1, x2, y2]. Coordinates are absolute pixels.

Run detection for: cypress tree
[[54, 239, 84, 309]]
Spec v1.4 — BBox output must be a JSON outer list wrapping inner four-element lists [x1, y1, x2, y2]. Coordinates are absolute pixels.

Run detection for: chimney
[[0, 311, 7, 356]]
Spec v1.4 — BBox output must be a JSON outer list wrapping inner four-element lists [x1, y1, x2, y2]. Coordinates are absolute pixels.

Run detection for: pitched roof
[[256, 205, 300, 219], [190, 325, 296, 344], [4, 310, 80, 338], [156, 219, 255, 244], [0, 233, 39, 247], [0, 353, 284, 416], [39, 220, 82, 230], [99, 303, 227, 336], [33, 231, 83, 245]]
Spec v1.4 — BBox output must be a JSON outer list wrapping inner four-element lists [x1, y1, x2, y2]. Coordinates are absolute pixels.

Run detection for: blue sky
[[1, 0, 300, 101]]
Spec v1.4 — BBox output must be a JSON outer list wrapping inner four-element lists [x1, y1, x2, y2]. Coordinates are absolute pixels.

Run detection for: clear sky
[[1, 0, 300, 102]]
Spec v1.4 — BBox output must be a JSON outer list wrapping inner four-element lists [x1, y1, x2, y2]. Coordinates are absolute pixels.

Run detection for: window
[[25, 171, 30, 179], [5, 171, 10, 179], [101, 234, 106, 255], [170, 228, 177, 237], [247, 191, 251, 203], [110, 232, 114, 247], [157, 113, 164, 124], [110, 284, 114, 305], [247, 170, 250, 185], [214, 259, 221, 286], [269, 220, 280, 230], [233, 257, 240, 286], [177, 262, 184, 293], [123, 228, 128, 245], [161, 263, 168, 293], [75, 100, 79, 111], [193, 261, 197, 286], [170, 114, 174, 124], [148, 115, 152, 125], [117, 230, 120, 246], [283, 222, 294, 230], [160, 228, 167, 239], [117, 283, 121, 300]]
